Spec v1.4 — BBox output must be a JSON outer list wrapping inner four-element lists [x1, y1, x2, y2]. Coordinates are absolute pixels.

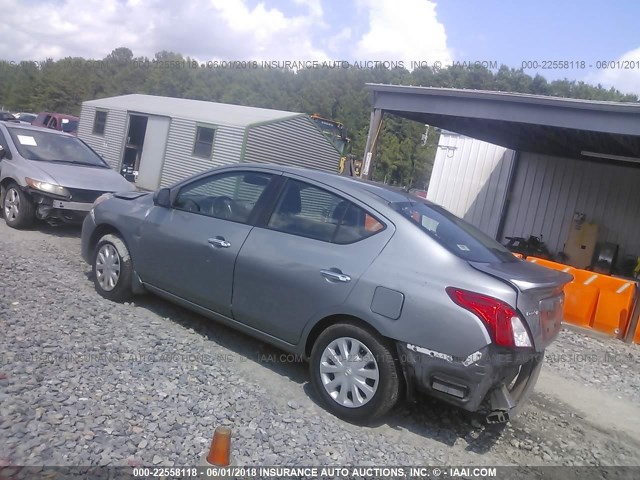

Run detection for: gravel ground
[[545, 327, 640, 403], [1, 221, 640, 473]]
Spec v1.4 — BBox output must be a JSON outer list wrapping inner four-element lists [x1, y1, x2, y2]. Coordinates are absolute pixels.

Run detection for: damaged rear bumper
[[397, 342, 543, 418]]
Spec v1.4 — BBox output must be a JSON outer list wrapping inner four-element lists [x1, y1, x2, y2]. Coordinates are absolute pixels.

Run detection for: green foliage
[[1, 50, 637, 189]]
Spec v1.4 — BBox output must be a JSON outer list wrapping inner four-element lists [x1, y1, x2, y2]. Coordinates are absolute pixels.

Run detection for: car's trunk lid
[[469, 260, 573, 351]]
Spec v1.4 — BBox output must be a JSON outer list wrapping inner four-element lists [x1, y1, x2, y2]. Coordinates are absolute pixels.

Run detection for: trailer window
[[93, 111, 107, 135], [193, 126, 215, 158]]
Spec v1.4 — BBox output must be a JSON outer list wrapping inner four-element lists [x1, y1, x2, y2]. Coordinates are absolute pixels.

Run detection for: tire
[[309, 322, 403, 423], [2, 183, 35, 229], [92, 234, 133, 302]]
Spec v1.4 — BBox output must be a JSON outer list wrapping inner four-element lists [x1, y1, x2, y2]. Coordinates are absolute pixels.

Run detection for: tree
[[1, 48, 637, 189]]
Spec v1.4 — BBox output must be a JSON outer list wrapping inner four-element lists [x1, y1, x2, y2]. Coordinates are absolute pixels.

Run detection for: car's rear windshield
[[8, 127, 107, 167], [392, 200, 517, 263], [61, 119, 78, 133], [18, 113, 36, 123]]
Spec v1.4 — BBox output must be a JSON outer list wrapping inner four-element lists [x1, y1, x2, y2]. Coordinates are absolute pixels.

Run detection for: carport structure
[[362, 84, 640, 253], [361, 84, 640, 342]]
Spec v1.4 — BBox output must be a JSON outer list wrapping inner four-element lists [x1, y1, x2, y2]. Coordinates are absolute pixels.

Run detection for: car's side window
[[267, 179, 385, 243], [174, 171, 272, 224]]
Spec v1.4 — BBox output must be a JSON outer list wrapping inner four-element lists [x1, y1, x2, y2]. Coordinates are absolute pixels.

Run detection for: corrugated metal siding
[[427, 133, 515, 238], [78, 104, 126, 169], [243, 116, 340, 173], [501, 152, 640, 258], [160, 118, 244, 187]]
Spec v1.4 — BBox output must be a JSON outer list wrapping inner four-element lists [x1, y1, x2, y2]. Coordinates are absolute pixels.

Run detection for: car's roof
[[36, 112, 80, 119], [236, 164, 424, 205], [1, 122, 72, 136]]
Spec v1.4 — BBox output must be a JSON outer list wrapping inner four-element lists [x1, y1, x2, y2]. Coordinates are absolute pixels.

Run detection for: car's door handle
[[208, 237, 231, 248], [320, 269, 351, 283]]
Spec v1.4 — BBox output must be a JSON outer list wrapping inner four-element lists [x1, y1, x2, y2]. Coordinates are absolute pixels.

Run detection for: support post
[[361, 108, 383, 179], [624, 283, 640, 343]]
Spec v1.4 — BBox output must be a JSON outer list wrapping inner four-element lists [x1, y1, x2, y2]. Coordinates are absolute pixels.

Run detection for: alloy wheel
[[4, 188, 20, 221]]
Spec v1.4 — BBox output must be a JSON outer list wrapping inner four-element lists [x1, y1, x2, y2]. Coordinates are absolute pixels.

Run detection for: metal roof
[[367, 84, 640, 112], [365, 84, 640, 162], [83, 94, 303, 128]]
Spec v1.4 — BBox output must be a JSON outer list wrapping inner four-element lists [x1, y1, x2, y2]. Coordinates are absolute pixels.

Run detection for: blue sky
[[437, 0, 639, 82], [1, 0, 639, 94]]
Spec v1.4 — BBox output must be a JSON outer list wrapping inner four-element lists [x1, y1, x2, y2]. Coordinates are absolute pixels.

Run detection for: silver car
[[0, 122, 134, 228], [81, 164, 571, 423]]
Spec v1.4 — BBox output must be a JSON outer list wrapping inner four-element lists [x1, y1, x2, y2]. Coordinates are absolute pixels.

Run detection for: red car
[[32, 112, 79, 135]]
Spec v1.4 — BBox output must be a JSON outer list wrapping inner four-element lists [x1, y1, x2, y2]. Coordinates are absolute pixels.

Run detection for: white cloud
[[354, 0, 452, 66], [0, 0, 328, 62], [588, 47, 640, 96], [0, 0, 452, 68], [324, 27, 353, 56], [292, 0, 324, 19]]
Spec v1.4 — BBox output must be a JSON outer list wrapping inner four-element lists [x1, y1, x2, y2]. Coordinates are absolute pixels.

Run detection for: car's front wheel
[[92, 234, 133, 302], [2, 183, 35, 229], [310, 322, 403, 423]]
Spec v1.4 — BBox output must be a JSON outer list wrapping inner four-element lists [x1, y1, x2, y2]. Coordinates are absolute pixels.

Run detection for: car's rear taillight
[[445, 287, 532, 349]]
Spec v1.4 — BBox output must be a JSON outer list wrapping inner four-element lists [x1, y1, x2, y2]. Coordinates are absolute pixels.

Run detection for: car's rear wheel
[[2, 183, 35, 229], [310, 322, 402, 423], [92, 234, 133, 302]]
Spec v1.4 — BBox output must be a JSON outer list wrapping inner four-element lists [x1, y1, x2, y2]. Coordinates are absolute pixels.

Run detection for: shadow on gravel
[[127, 293, 508, 449], [32, 222, 82, 238], [299, 376, 506, 451], [131, 294, 309, 385], [384, 395, 505, 453]]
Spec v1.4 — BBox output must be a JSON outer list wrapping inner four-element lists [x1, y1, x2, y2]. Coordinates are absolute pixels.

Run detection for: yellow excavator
[[309, 114, 362, 176]]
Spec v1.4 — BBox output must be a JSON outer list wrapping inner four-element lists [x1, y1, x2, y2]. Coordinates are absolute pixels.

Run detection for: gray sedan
[[0, 122, 134, 228], [81, 164, 571, 423]]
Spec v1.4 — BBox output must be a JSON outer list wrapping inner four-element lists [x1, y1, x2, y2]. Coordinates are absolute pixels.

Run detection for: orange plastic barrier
[[526, 256, 637, 337], [565, 286, 599, 328], [512, 252, 524, 259], [591, 276, 636, 336], [526, 257, 570, 271], [635, 322, 640, 344]]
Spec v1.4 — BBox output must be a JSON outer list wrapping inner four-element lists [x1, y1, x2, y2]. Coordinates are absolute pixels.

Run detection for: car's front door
[[136, 170, 275, 317], [232, 177, 394, 344]]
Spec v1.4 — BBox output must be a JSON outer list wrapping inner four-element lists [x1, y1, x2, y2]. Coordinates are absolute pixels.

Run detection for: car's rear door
[[136, 170, 276, 317], [232, 176, 394, 345]]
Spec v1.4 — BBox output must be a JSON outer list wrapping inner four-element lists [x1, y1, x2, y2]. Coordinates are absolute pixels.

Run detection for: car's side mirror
[[153, 188, 172, 208], [0, 145, 5, 160]]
